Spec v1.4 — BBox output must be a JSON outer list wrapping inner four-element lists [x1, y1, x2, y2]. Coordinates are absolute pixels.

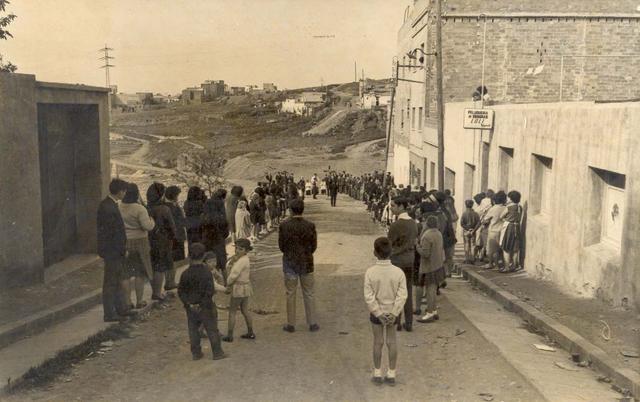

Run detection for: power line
[[98, 44, 115, 88]]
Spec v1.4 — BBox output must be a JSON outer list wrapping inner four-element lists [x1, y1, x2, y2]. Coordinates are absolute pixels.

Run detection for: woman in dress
[[203, 189, 229, 279], [500, 190, 523, 273], [146, 182, 176, 300], [184, 186, 206, 246], [235, 199, 252, 241], [119, 183, 155, 308]]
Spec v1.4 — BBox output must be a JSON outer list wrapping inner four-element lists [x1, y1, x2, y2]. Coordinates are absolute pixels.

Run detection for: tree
[[173, 149, 227, 196], [0, 0, 16, 72]]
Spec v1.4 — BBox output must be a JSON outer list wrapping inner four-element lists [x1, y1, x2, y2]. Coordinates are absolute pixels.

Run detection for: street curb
[[1, 296, 164, 395], [0, 289, 102, 350], [0, 238, 234, 351], [462, 266, 640, 398]]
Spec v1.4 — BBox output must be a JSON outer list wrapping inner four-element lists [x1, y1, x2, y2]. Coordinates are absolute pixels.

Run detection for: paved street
[[6, 195, 619, 401]]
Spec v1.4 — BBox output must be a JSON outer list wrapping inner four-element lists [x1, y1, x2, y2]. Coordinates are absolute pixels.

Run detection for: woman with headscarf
[[203, 188, 230, 279], [184, 186, 206, 246], [146, 182, 177, 300], [235, 198, 252, 240], [225, 186, 244, 243], [119, 183, 155, 309]]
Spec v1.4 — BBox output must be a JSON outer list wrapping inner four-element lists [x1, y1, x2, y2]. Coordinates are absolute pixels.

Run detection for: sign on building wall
[[463, 109, 494, 130]]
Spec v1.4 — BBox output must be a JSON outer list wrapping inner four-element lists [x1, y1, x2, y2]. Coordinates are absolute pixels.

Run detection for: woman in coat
[[119, 183, 155, 308], [165, 185, 187, 290], [225, 186, 244, 242], [249, 192, 261, 241], [235, 199, 252, 240], [203, 189, 230, 278], [184, 186, 206, 246], [146, 182, 177, 300], [415, 215, 445, 323]]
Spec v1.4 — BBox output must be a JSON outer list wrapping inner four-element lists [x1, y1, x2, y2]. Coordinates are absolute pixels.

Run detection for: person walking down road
[[178, 243, 227, 361], [203, 189, 230, 281], [387, 196, 419, 332], [311, 173, 319, 199], [235, 199, 252, 241], [147, 182, 177, 301], [364, 237, 408, 386], [226, 186, 244, 243], [222, 238, 255, 342], [119, 183, 155, 309], [184, 186, 206, 246], [500, 190, 523, 273], [97, 179, 135, 322], [278, 199, 319, 333], [328, 177, 339, 207], [460, 199, 480, 264], [165, 185, 187, 290], [416, 216, 445, 323], [249, 192, 261, 242]]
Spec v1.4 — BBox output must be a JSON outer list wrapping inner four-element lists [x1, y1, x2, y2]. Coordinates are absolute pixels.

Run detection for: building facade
[[182, 87, 204, 105], [387, 0, 640, 308], [263, 82, 277, 93], [201, 80, 225, 99], [0, 73, 110, 286]]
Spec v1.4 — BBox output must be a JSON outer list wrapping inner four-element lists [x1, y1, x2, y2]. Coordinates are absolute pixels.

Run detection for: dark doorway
[[37, 105, 79, 266]]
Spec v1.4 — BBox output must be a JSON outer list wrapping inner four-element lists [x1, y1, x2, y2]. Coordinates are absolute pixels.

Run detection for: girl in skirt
[[499, 190, 522, 273]]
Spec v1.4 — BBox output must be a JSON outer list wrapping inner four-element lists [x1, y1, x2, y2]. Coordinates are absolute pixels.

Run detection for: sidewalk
[[455, 245, 640, 397], [0, 257, 104, 348]]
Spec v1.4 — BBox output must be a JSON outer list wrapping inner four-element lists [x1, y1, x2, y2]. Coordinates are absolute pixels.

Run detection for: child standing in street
[[364, 237, 408, 386], [222, 238, 255, 342], [460, 199, 480, 264], [178, 243, 226, 361]]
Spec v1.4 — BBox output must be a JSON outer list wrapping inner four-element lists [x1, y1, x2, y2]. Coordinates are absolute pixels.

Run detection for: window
[[420, 43, 425, 65], [400, 109, 404, 129], [411, 107, 416, 129], [530, 154, 553, 216], [499, 147, 514, 191], [418, 107, 423, 130], [585, 167, 626, 249], [481, 142, 490, 191], [190, 91, 195, 100], [430, 162, 436, 189], [445, 168, 456, 195], [463, 163, 475, 201]]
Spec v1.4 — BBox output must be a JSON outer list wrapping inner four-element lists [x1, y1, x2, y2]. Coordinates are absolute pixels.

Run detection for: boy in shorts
[[364, 237, 408, 385]]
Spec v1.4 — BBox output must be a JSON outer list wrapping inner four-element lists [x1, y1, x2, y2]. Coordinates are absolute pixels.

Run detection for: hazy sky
[[1, 0, 411, 94]]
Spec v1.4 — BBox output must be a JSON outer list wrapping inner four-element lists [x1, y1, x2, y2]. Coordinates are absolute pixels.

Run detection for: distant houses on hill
[[280, 91, 326, 116]]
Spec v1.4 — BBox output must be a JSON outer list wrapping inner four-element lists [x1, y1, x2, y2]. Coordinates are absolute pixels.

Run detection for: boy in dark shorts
[[178, 243, 226, 361], [364, 237, 408, 385]]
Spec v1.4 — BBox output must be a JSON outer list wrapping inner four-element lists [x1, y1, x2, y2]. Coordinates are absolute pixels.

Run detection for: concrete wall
[[0, 73, 43, 284], [443, 101, 640, 308], [0, 73, 109, 286]]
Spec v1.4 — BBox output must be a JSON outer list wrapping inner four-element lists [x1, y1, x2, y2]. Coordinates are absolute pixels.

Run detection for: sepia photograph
[[0, 0, 639, 401]]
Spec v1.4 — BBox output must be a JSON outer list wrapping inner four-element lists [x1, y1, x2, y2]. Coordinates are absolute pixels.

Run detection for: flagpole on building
[[435, 0, 445, 191]]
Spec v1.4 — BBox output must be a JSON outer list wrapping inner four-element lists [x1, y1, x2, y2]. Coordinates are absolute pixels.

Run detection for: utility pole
[[99, 44, 115, 88], [383, 60, 399, 189], [354, 61, 357, 82], [435, 0, 445, 191]]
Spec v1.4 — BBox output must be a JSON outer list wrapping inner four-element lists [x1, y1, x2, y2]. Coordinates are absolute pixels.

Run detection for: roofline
[[36, 81, 110, 93]]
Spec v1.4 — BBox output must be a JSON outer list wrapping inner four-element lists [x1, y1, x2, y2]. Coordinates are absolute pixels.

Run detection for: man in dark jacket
[[328, 176, 339, 207], [178, 243, 226, 360], [387, 196, 420, 331], [278, 199, 319, 333], [97, 179, 134, 322]]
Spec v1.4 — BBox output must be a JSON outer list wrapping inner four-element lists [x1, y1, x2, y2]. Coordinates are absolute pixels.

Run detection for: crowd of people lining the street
[[97, 167, 523, 380]]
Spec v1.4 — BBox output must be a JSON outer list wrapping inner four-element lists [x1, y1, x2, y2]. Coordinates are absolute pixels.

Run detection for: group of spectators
[[460, 189, 523, 273], [96, 171, 305, 323]]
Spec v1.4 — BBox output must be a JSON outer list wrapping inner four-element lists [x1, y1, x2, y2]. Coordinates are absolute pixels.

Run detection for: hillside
[[110, 89, 386, 169]]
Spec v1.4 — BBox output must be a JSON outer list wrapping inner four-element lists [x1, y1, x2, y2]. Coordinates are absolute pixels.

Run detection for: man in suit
[[97, 178, 134, 322], [328, 176, 339, 207], [278, 199, 319, 333]]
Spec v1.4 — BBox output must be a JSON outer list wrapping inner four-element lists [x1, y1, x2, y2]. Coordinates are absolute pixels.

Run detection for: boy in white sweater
[[364, 237, 408, 386]]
